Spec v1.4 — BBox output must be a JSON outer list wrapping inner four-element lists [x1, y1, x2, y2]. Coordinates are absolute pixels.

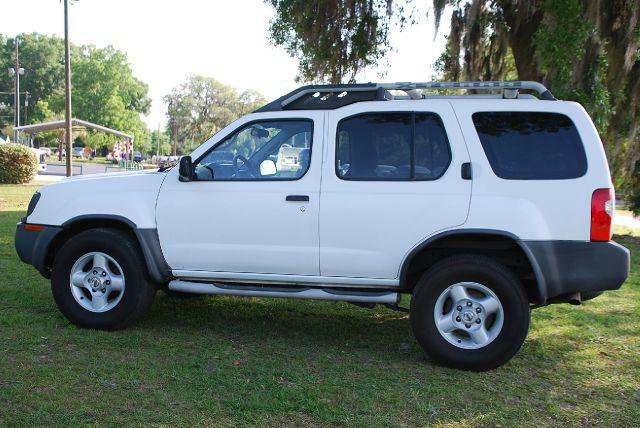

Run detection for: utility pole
[[63, 0, 73, 176], [156, 123, 160, 158], [168, 100, 177, 157], [12, 37, 24, 144], [172, 120, 177, 157], [14, 38, 19, 143]]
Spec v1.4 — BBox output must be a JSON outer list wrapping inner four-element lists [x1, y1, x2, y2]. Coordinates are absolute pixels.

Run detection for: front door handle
[[286, 195, 309, 202], [461, 162, 472, 180]]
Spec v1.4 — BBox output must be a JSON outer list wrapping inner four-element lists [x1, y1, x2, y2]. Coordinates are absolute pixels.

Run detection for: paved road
[[42, 162, 123, 176]]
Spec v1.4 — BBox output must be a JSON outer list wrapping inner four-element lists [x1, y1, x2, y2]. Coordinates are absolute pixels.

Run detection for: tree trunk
[[499, 0, 545, 82]]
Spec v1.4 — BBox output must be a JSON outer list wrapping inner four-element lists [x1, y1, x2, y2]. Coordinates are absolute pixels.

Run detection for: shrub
[[0, 143, 38, 184]]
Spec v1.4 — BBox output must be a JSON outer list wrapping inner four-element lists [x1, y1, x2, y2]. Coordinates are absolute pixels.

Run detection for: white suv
[[15, 81, 630, 371]]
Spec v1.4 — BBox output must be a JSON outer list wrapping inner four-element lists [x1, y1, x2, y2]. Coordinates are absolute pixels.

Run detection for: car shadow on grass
[[145, 292, 414, 353]]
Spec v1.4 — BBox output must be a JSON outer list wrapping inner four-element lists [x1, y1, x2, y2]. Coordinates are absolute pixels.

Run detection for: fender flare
[[398, 228, 547, 302], [61, 215, 172, 284]]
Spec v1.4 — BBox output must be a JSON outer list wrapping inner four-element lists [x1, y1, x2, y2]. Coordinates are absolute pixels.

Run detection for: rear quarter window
[[472, 112, 587, 180]]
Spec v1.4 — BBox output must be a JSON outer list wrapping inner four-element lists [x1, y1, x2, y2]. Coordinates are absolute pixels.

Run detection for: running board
[[167, 280, 400, 304]]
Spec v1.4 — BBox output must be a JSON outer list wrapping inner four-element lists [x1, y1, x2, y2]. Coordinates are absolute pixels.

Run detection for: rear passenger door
[[319, 101, 472, 280]]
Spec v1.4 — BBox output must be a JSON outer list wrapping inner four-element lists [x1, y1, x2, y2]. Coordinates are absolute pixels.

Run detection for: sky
[[1, 0, 449, 129]]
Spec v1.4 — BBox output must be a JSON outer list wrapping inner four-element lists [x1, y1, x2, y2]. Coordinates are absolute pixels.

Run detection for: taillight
[[591, 188, 614, 241]]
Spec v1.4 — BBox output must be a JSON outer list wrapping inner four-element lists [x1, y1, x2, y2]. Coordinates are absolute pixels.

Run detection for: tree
[[267, 0, 394, 83], [31, 99, 63, 146], [0, 33, 66, 130], [0, 33, 151, 152], [265, 0, 640, 213], [163, 76, 266, 154], [47, 44, 151, 149]]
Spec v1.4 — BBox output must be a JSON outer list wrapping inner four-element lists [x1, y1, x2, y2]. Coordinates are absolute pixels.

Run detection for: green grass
[[1, 184, 638, 427], [614, 224, 640, 238]]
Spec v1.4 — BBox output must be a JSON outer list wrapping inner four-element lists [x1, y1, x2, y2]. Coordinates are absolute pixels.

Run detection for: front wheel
[[51, 228, 156, 330], [410, 255, 530, 371]]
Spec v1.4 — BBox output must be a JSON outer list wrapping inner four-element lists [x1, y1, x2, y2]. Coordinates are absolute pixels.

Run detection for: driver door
[[156, 113, 323, 277]]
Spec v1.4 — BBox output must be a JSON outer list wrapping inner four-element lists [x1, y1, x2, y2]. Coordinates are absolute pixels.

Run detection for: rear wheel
[[51, 228, 156, 330], [410, 254, 530, 371]]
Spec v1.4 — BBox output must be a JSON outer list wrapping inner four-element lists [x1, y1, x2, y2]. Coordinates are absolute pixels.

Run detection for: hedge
[[0, 143, 38, 184]]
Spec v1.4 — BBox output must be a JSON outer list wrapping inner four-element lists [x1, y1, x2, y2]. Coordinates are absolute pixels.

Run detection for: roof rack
[[255, 81, 556, 112]]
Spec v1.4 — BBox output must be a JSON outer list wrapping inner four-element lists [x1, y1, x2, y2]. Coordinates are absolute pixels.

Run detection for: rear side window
[[337, 112, 451, 180], [472, 112, 587, 180]]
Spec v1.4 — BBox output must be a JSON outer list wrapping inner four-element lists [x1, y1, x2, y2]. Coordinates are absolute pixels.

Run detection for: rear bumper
[[520, 240, 630, 303], [15, 222, 63, 278]]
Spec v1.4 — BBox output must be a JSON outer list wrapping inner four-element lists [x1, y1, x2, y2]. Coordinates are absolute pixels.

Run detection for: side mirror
[[179, 156, 194, 182], [260, 159, 277, 176]]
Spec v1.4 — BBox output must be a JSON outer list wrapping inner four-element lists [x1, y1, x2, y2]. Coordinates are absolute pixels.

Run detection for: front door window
[[194, 120, 313, 181]]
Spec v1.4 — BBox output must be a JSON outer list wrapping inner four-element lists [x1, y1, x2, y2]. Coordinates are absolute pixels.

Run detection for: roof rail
[[255, 81, 556, 112]]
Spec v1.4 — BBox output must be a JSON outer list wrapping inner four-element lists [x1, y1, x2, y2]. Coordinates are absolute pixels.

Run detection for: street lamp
[[7, 67, 24, 76]]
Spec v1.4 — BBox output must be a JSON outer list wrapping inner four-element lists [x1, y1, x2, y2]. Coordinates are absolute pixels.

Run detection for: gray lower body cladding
[[15, 223, 63, 278], [14, 222, 171, 283], [133, 228, 172, 283], [520, 240, 630, 303]]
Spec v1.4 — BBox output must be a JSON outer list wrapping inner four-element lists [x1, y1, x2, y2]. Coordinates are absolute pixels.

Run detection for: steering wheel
[[202, 164, 215, 180], [233, 154, 258, 177]]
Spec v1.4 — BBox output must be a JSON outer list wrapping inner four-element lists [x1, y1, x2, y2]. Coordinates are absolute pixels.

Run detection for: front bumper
[[520, 240, 630, 303], [15, 222, 63, 278]]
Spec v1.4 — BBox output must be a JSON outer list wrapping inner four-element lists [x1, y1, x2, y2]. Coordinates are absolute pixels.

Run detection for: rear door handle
[[286, 195, 309, 202]]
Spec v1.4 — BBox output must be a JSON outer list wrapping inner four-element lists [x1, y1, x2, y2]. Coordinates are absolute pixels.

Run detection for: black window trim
[[471, 110, 589, 181], [193, 118, 315, 182], [335, 111, 453, 182]]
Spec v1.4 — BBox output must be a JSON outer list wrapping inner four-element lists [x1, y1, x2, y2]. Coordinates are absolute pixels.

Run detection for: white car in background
[[30, 147, 47, 171], [38, 147, 52, 156]]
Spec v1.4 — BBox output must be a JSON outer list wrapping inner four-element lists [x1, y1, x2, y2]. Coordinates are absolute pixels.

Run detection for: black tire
[[410, 254, 530, 371], [51, 228, 156, 330]]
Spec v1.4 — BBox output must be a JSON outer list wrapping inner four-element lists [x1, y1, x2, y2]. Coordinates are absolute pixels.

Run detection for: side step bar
[[167, 280, 401, 304]]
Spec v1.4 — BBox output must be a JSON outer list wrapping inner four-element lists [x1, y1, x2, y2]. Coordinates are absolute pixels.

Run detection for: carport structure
[[15, 118, 133, 146], [16, 117, 132, 159]]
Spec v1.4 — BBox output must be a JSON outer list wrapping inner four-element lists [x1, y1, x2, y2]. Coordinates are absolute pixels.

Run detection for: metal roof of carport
[[14, 118, 133, 140]]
